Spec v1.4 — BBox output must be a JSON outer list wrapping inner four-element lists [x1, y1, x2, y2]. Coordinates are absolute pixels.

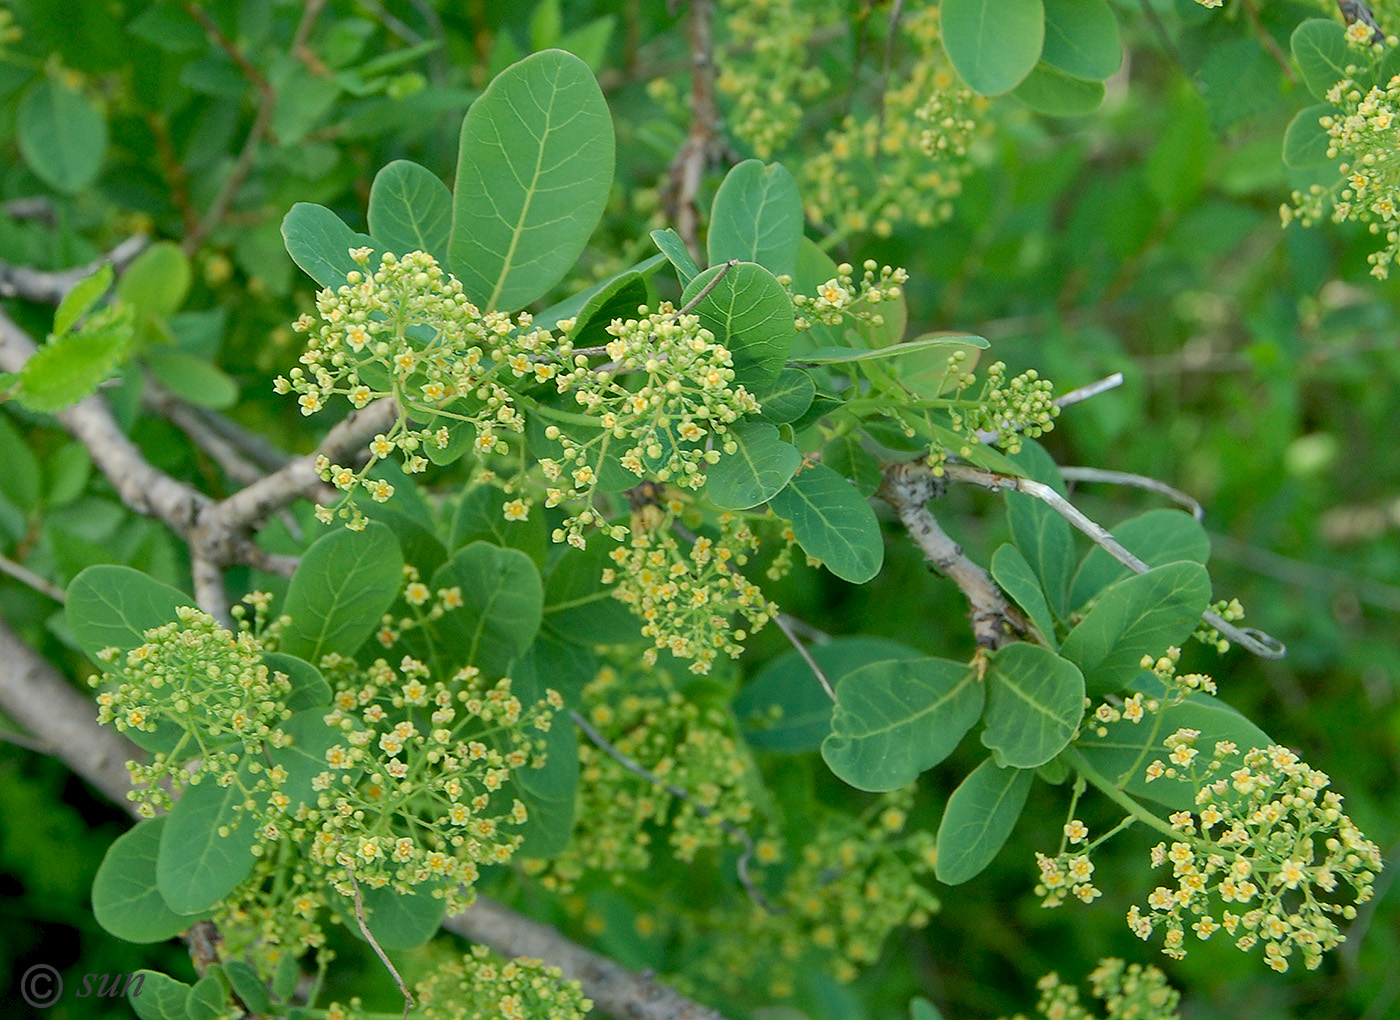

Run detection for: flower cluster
[[1129, 742, 1383, 972], [280, 249, 547, 529], [714, 0, 833, 158], [606, 505, 774, 673], [523, 665, 758, 891], [1141, 645, 1217, 698], [786, 259, 909, 333], [214, 846, 332, 969], [533, 304, 761, 547], [1001, 958, 1180, 1020], [1193, 598, 1245, 654], [414, 946, 593, 1020], [946, 361, 1059, 454], [305, 662, 559, 912], [91, 605, 294, 812], [1035, 836, 1103, 909]]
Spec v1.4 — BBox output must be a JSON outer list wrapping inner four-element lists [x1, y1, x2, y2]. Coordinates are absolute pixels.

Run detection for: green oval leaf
[[707, 160, 804, 278], [980, 643, 1084, 769], [17, 77, 108, 193], [267, 708, 353, 811], [66, 564, 189, 665], [768, 462, 884, 584], [821, 434, 882, 497], [450, 482, 548, 564], [822, 657, 983, 792], [157, 769, 261, 914], [0, 413, 42, 514], [934, 757, 1033, 885], [145, 349, 238, 410], [93, 818, 197, 943], [1067, 508, 1210, 611], [186, 973, 228, 1020], [735, 636, 924, 753], [223, 960, 271, 1015], [1004, 441, 1074, 616], [117, 241, 191, 319], [756, 368, 816, 424], [706, 422, 802, 510], [1059, 561, 1213, 696], [367, 159, 452, 263], [1012, 63, 1106, 116], [1283, 103, 1338, 169], [264, 653, 332, 712], [990, 544, 1058, 650], [279, 521, 404, 663], [941, 0, 1045, 96], [1040, 0, 1120, 81], [281, 203, 381, 290], [129, 971, 194, 1020], [430, 541, 544, 674], [651, 227, 700, 285], [683, 261, 796, 390], [448, 49, 615, 312], [1291, 19, 1351, 102]]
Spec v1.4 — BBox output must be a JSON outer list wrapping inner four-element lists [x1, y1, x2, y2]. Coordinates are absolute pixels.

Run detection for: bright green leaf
[[707, 160, 804, 277], [15, 321, 132, 414], [941, 0, 1045, 96], [54, 263, 113, 337], [822, 657, 983, 791], [280, 522, 404, 663], [367, 160, 452, 263], [981, 643, 1084, 768], [706, 422, 802, 510], [448, 49, 614, 311], [769, 463, 883, 583], [935, 757, 1033, 885]]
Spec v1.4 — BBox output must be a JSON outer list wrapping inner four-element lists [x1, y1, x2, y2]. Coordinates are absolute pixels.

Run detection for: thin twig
[[1054, 373, 1124, 410], [875, 0, 907, 135], [878, 461, 1029, 649], [772, 612, 835, 700], [942, 463, 1287, 658], [0, 553, 66, 603], [570, 709, 775, 912], [776, 612, 832, 644], [1242, 0, 1297, 83], [345, 865, 414, 1020], [1058, 466, 1204, 522], [663, 0, 723, 261], [1210, 532, 1400, 614], [677, 258, 738, 314], [0, 234, 148, 304]]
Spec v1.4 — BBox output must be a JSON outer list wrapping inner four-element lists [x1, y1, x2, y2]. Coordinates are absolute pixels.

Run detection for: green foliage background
[[0, 1, 1397, 1018]]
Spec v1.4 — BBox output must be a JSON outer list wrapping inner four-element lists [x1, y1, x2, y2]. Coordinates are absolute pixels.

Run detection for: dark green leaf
[[792, 335, 987, 365], [185, 974, 227, 1020], [707, 160, 804, 278], [448, 50, 614, 311], [281, 203, 381, 290], [768, 463, 883, 584], [93, 818, 197, 943], [157, 770, 261, 914], [223, 960, 271, 1015], [450, 483, 548, 565], [335, 881, 446, 950], [706, 422, 802, 510], [756, 368, 816, 424], [821, 434, 882, 497], [651, 227, 700, 285], [279, 522, 404, 663], [16, 77, 108, 193], [1004, 441, 1074, 616], [822, 657, 983, 791], [941, 0, 1045, 96], [981, 643, 1084, 768], [129, 971, 193, 1020], [0, 414, 42, 513], [1068, 509, 1210, 611], [264, 653, 332, 712], [1291, 19, 1351, 102], [367, 160, 452, 262], [934, 757, 1033, 885], [430, 541, 543, 674], [683, 261, 796, 390], [990, 544, 1058, 650], [1040, 0, 1120, 81], [543, 537, 638, 645], [66, 564, 189, 665], [1283, 103, 1338, 169], [1012, 63, 1105, 116]]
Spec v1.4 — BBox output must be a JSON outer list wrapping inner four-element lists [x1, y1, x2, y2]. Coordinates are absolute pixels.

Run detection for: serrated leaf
[[448, 49, 614, 311], [822, 657, 983, 791], [683, 261, 796, 390], [981, 643, 1084, 768], [17, 76, 108, 193], [54, 263, 113, 336], [367, 160, 452, 263], [15, 322, 132, 413], [279, 521, 404, 663], [1292, 19, 1351, 102], [707, 160, 804, 278], [93, 818, 197, 943], [934, 757, 1033, 885], [706, 422, 802, 510], [282, 202, 381, 290], [65, 564, 189, 665], [736, 636, 923, 753], [1060, 562, 1213, 695], [768, 462, 883, 583], [941, 0, 1045, 96]]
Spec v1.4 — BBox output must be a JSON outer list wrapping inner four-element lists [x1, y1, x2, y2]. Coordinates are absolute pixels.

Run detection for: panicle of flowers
[[606, 503, 774, 674], [802, 5, 986, 237], [91, 605, 294, 812], [1194, 597, 1245, 654], [415, 945, 592, 1020], [1086, 688, 1157, 737], [536, 303, 761, 549], [713, 0, 833, 158], [279, 248, 545, 529], [306, 662, 559, 913], [1000, 958, 1180, 1020], [1129, 743, 1383, 972], [522, 665, 758, 891], [785, 259, 909, 332], [214, 847, 333, 971], [1281, 56, 1400, 278], [946, 361, 1059, 454], [1035, 841, 1103, 909], [371, 563, 464, 648]]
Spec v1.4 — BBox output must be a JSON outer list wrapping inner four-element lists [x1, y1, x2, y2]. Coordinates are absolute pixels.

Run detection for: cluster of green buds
[[1141, 645, 1218, 698], [215, 845, 332, 968], [533, 303, 761, 549], [281, 248, 545, 529], [713, 0, 831, 158], [946, 361, 1059, 454], [1193, 598, 1246, 654], [305, 662, 559, 912], [605, 504, 773, 673], [413, 946, 593, 1020], [522, 664, 758, 891], [1001, 958, 1180, 1020], [801, 4, 984, 236], [1130, 739, 1383, 972], [91, 604, 295, 813], [786, 260, 909, 332]]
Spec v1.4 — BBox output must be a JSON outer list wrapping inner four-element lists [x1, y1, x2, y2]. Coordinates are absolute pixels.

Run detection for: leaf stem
[[1061, 746, 1182, 843]]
